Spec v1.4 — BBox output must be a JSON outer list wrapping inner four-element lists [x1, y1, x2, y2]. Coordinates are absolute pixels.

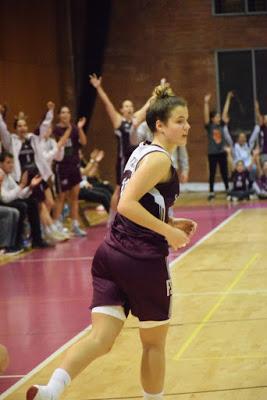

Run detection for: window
[[216, 49, 267, 134], [213, 0, 267, 14]]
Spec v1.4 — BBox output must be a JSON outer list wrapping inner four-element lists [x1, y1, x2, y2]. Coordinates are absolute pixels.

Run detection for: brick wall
[[88, 0, 267, 182]]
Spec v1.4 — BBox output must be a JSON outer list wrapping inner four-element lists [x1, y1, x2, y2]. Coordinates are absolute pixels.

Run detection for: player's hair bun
[[152, 84, 175, 100]]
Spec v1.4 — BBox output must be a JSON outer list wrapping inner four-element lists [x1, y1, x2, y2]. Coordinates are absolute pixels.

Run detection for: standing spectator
[[252, 100, 267, 163], [53, 107, 87, 237], [204, 92, 234, 200], [89, 73, 153, 225]]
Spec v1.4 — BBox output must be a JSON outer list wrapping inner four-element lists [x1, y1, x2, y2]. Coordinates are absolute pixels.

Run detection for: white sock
[[50, 223, 58, 233], [44, 226, 52, 235], [45, 368, 71, 399], [55, 220, 62, 229], [72, 219, 79, 228], [143, 391, 163, 400]]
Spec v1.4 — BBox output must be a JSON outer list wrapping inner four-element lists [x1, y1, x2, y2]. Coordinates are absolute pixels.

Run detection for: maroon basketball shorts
[[90, 241, 172, 326], [55, 164, 81, 193]]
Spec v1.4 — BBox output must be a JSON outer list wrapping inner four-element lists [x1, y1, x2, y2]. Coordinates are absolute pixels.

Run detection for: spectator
[[89, 73, 153, 225], [225, 148, 255, 202], [224, 128, 258, 181], [254, 100, 267, 163], [253, 159, 267, 199], [79, 149, 112, 213], [203, 92, 233, 200], [0, 170, 21, 255], [53, 108, 87, 237], [0, 152, 52, 249]]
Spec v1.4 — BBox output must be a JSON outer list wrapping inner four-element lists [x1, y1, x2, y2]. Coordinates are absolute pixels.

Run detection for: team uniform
[[228, 169, 253, 200], [253, 174, 267, 199], [115, 119, 136, 185], [19, 139, 48, 202], [53, 125, 82, 193], [90, 142, 179, 326]]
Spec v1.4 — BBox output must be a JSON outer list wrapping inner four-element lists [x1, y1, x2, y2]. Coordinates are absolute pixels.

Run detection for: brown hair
[[146, 85, 187, 133]]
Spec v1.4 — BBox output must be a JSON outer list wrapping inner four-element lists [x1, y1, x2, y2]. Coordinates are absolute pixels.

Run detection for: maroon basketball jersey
[[106, 142, 180, 259]]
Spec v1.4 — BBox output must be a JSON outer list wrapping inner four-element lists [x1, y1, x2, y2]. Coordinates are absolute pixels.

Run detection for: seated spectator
[[79, 149, 113, 213], [0, 172, 21, 255], [0, 152, 52, 249], [253, 159, 267, 199], [226, 148, 255, 202]]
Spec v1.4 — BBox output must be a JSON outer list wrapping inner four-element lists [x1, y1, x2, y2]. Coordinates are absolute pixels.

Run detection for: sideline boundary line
[[0, 210, 242, 399]]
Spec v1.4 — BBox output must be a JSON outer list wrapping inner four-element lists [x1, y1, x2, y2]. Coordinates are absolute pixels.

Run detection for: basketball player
[[53, 106, 87, 237], [89, 73, 153, 225], [26, 84, 197, 400]]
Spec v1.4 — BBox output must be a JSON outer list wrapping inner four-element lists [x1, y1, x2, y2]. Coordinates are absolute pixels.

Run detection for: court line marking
[[0, 375, 24, 379], [169, 209, 242, 268], [0, 209, 242, 398], [179, 354, 267, 361], [173, 288, 267, 297], [15, 256, 93, 263], [173, 253, 261, 361]]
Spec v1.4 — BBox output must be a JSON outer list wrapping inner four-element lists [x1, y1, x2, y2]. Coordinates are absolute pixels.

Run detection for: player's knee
[[91, 333, 115, 356], [0, 345, 9, 374], [142, 342, 165, 353]]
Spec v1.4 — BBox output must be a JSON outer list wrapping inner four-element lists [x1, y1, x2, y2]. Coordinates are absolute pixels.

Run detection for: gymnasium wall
[[88, 0, 267, 182], [0, 0, 74, 131], [1, 1, 267, 183]]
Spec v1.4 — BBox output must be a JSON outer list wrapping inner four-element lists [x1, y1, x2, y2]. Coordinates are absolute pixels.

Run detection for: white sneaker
[[72, 225, 87, 237], [50, 231, 70, 242], [55, 221, 71, 236], [26, 385, 52, 400]]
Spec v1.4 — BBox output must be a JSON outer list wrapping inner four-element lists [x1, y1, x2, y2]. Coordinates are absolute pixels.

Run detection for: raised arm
[[255, 100, 264, 126], [89, 73, 122, 129], [0, 111, 12, 151], [249, 124, 260, 150], [222, 91, 234, 123], [224, 146, 234, 173], [203, 94, 211, 125], [38, 101, 55, 138], [133, 95, 154, 127], [77, 117, 87, 146], [222, 124, 234, 147]]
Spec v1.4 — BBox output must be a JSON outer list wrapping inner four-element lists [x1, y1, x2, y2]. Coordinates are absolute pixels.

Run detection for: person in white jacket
[[0, 103, 70, 242], [0, 152, 52, 249], [0, 172, 21, 254]]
